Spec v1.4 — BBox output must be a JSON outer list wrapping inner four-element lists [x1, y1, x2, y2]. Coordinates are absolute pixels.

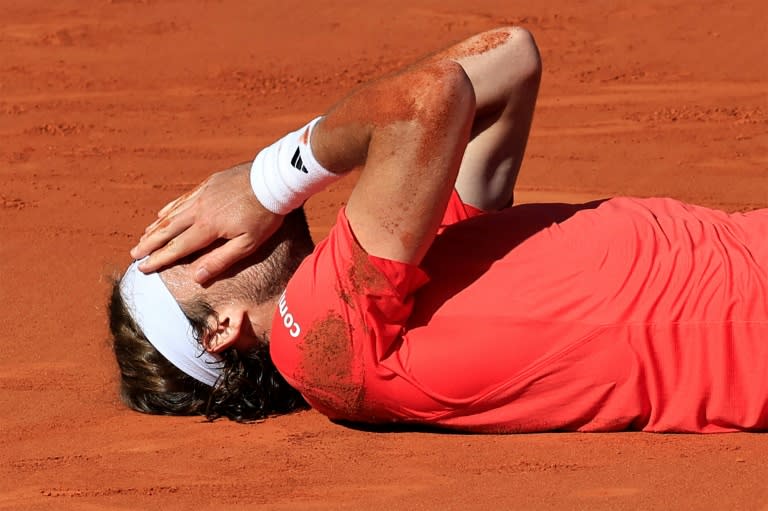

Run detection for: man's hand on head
[[130, 163, 284, 284]]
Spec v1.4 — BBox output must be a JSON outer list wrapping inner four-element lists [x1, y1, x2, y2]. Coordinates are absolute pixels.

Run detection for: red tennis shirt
[[270, 192, 768, 432]]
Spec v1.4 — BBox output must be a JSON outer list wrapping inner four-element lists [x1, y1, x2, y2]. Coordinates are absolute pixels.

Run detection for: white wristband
[[250, 117, 340, 215]]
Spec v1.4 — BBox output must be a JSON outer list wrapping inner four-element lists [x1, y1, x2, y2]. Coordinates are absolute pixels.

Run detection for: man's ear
[[203, 304, 246, 353]]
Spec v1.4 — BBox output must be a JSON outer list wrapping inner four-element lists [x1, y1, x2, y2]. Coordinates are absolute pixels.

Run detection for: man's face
[[159, 255, 280, 352], [150, 206, 314, 354]]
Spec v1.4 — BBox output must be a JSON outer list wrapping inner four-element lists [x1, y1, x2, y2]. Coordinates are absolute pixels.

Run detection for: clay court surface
[[2, 0, 767, 509]]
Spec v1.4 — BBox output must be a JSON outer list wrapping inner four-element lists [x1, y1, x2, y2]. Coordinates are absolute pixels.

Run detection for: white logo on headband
[[119, 259, 224, 386]]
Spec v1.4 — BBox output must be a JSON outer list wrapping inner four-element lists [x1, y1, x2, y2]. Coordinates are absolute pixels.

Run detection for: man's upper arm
[[341, 61, 476, 266]]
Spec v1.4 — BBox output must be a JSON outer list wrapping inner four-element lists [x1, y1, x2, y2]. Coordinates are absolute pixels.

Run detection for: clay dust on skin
[[439, 29, 512, 61]]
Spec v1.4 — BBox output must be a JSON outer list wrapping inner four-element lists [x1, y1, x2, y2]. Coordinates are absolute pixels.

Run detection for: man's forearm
[[314, 59, 475, 265]]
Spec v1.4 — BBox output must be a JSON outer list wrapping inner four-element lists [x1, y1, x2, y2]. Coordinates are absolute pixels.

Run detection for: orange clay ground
[[1, 1, 767, 509]]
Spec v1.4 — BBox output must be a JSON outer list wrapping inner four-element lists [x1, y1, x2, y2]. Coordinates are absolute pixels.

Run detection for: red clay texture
[[1, 1, 767, 510]]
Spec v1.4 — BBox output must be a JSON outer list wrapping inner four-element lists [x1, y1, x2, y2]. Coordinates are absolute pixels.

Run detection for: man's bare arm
[[438, 27, 541, 211], [131, 26, 537, 279], [312, 60, 475, 264]]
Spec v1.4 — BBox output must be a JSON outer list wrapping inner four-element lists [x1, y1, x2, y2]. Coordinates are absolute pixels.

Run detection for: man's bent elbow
[[515, 27, 542, 82], [499, 26, 543, 85], [413, 60, 477, 131]]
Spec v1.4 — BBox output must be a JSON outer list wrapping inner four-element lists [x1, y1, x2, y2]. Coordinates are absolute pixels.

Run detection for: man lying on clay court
[[110, 27, 768, 433]]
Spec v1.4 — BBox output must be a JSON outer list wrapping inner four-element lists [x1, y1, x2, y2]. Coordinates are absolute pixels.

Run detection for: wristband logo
[[278, 291, 301, 338], [290, 147, 308, 174]]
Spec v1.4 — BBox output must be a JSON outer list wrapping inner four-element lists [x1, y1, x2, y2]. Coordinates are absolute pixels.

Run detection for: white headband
[[119, 260, 223, 387]]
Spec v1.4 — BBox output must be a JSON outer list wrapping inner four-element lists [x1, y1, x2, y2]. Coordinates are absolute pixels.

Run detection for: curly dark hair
[[109, 207, 314, 421]]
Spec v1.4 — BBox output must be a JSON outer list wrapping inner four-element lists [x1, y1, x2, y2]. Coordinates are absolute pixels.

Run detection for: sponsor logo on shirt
[[278, 291, 301, 338]]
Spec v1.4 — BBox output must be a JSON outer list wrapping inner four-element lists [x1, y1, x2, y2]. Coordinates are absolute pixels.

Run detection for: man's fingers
[[154, 185, 206, 223], [131, 211, 191, 259], [157, 197, 180, 218], [191, 236, 258, 284], [131, 210, 194, 260], [143, 215, 167, 235], [137, 223, 218, 273]]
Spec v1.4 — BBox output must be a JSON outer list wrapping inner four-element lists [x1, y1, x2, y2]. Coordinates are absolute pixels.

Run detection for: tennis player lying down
[[111, 27, 768, 433]]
